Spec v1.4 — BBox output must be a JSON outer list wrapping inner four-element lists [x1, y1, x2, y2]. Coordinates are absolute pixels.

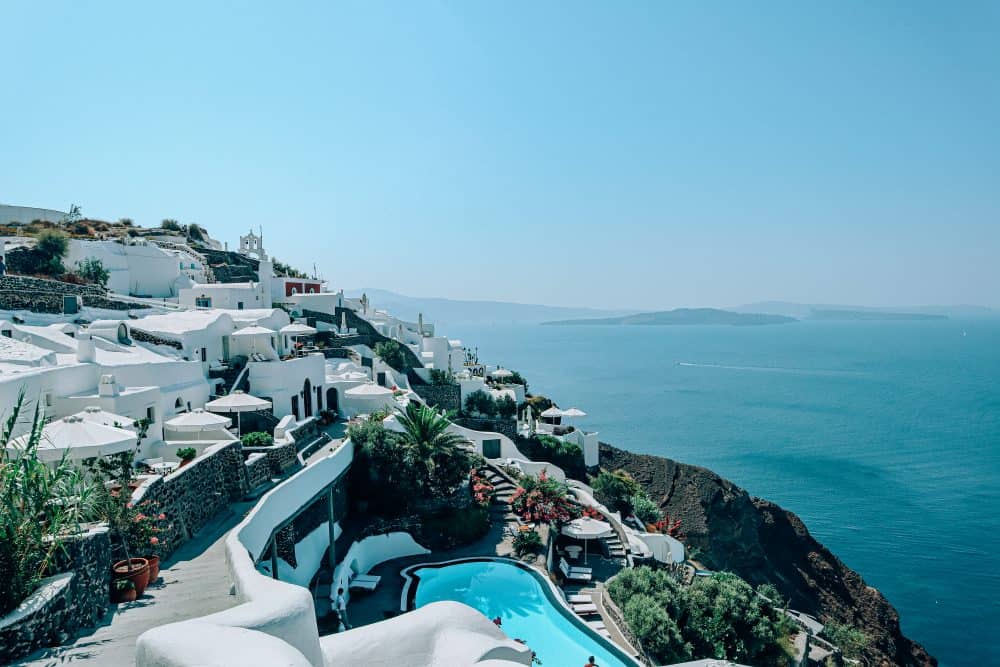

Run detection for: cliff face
[[600, 443, 936, 667]]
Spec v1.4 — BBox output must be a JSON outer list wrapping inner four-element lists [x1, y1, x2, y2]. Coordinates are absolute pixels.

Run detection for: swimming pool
[[403, 558, 639, 667]]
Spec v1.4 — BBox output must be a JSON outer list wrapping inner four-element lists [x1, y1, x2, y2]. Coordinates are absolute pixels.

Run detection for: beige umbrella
[[561, 516, 613, 564], [205, 390, 271, 434], [8, 415, 137, 462]]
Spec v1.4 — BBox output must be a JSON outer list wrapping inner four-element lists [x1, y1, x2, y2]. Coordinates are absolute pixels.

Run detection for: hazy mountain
[[343, 288, 635, 326], [732, 301, 997, 320], [543, 308, 795, 326]]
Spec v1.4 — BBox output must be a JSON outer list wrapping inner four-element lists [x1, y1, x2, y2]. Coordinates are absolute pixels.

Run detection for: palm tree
[[393, 402, 472, 497]]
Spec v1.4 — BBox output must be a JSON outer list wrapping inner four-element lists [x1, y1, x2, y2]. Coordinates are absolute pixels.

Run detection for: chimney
[[98, 374, 120, 397], [76, 332, 96, 363]]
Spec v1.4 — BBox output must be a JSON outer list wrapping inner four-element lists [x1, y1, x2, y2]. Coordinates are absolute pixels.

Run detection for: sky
[[2, 1, 998, 310]]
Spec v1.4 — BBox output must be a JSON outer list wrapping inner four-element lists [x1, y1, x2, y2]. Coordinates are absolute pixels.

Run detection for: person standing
[[584, 657, 599, 667], [334, 587, 351, 630]]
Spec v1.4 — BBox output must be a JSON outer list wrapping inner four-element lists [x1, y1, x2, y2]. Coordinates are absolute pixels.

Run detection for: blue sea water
[[446, 319, 1000, 667]]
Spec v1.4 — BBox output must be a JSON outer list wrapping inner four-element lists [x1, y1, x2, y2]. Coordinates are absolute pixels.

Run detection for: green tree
[[463, 389, 497, 417], [822, 622, 869, 660], [186, 223, 205, 242], [392, 402, 472, 498], [622, 593, 690, 661], [374, 340, 407, 371], [160, 219, 182, 232], [631, 494, 663, 525], [241, 431, 274, 447], [34, 230, 69, 276], [591, 469, 644, 514], [495, 394, 517, 419], [75, 257, 110, 287]]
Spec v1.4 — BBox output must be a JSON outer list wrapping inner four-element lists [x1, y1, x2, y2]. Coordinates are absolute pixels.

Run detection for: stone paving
[[12, 502, 254, 667]]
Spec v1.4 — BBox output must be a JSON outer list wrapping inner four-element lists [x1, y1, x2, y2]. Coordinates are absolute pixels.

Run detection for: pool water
[[410, 559, 637, 667]]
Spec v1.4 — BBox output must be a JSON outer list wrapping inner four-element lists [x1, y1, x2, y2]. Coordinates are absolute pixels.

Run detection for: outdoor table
[[565, 545, 583, 559]]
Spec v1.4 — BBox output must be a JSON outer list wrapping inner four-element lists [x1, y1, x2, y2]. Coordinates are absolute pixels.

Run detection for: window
[[146, 406, 156, 423], [1, 329, 11, 338], [195, 296, 212, 308], [200, 347, 207, 362], [237, 301, 244, 310]]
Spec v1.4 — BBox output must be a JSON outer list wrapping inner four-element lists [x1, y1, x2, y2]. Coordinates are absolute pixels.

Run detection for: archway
[[303, 379, 312, 418], [326, 388, 339, 414]]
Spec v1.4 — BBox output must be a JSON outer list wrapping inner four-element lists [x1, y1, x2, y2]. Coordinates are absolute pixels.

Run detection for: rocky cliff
[[600, 443, 936, 667]]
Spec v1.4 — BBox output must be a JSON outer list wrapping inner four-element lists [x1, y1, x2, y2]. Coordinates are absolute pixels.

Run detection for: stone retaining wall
[[245, 452, 272, 491], [413, 383, 461, 412], [455, 416, 518, 439], [0, 526, 111, 664], [0, 275, 146, 313], [242, 441, 298, 477], [137, 441, 247, 558]]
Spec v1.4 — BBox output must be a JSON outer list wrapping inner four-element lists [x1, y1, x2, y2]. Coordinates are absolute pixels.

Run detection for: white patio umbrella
[[540, 406, 564, 418], [8, 415, 138, 462], [280, 322, 317, 335], [490, 368, 514, 379], [344, 383, 393, 397], [231, 325, 276, 337], [165, 408, 232, 432], [205, 390, 271, 434], [561, 407, 587, 418], [561, 516, 613, 564], [77, 406, 138, 431]]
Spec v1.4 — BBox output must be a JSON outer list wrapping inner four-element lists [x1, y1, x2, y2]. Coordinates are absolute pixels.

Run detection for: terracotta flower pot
[[112, 558, 150, 596], [145, 555, 160, 583], [110, 583, 138, 603]]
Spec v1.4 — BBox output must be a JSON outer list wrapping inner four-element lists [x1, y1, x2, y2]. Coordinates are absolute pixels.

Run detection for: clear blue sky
[[2, 1, 998, 309]]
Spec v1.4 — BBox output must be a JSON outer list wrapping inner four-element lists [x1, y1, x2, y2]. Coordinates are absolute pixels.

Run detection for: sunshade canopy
[[164, 408, 232, 431], [8, 415, 138, 462], [205, 390, 272, 413]]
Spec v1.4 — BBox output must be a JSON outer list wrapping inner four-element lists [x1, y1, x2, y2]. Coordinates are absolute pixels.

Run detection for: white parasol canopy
[[561, 407, 587, 418], [540, 406, 564, 418], [231, 325, 276, 337], [8, 415, 138, 462], [345, 383, 393, 396], [280, 323, 317, 335], [490, 368, 514, 379], [561, 516, 614, 563], [205, 390, 272, 413], [164, 408, 232, 432], [77, 406, 137, 431]]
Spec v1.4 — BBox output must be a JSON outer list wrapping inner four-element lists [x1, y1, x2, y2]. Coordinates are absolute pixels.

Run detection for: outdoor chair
[[559, 558, 592, 582], [572, 603, 599, 615]]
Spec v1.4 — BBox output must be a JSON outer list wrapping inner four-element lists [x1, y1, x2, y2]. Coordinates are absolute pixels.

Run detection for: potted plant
[[176, 447, 197, 468], [111, 578, 137, 604], [112, 556, 150, 596]]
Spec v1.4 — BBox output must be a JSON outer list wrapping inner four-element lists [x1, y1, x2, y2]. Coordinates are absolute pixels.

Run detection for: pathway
[[13, 501, 254, 667]]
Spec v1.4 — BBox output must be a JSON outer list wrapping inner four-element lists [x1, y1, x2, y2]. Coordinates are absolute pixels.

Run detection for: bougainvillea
[[650, 515, 684, 539], [510, 470, 581, 523], [470, 470, 495, 507]]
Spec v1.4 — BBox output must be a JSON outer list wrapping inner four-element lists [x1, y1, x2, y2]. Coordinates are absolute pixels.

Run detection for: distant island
[[543, 308, 796, 326], [807, 309, 947, 321]]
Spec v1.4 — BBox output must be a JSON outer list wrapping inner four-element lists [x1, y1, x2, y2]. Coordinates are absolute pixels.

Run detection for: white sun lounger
[[560, 557, 593, 577], [348, 573, 381, 591], [573, 603, 599, 615], [587, 620, 606, 630], [567, 594, 592, 604], [560, 559, 592, 582]]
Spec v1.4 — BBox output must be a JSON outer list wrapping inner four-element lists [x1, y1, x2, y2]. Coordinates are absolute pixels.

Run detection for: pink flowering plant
[[126, 499, 170, 557], [469, 470, 495, 507], [510, 470, 581, 523]]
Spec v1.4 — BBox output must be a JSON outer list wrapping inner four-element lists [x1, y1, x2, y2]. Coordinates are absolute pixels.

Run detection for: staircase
[[479, 462, 519, 523], [602, 534, 628, 561]]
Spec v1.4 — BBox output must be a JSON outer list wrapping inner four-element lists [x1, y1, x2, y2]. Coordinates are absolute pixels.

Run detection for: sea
[[445, 319, 1000, 667]]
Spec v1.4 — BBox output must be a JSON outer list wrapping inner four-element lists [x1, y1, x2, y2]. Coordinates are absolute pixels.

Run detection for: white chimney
[[76, 332, 96, 363], [98, 374, 120, 397]]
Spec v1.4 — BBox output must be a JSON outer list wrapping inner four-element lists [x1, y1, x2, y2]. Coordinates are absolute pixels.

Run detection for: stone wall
[[0, 274, 146, 313], [413, 383, 461, 412], [455, 416, 518, 439], [0, 526, 111, 664], [137, 441, 247, 558], [130, 327, 183, 349], [245, 452, 272, 492], [242, 441, 298, 477]]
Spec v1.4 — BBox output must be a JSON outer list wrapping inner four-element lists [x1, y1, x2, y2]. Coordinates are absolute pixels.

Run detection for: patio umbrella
[[205, 390, 271, 434], [77, 406, 137, 431], [165, 408, 232, 432], [8, 415, 138, 462], [561, 516, 613, 564], [561, 407, 587, 418], [280, 322, 317, 335], [231, 325, 276, 337], [540, 406, 564, 418], [490, 368, 514, 379]]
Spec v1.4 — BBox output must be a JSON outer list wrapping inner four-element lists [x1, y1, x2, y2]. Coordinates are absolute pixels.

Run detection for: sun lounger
[[560, 557, 593, 576], [559, 559, 592, 582], [567, 594, 592, 604], [573, 603, 599, 615], [348, 573, 381, 591], [587, 620, 606, 630]]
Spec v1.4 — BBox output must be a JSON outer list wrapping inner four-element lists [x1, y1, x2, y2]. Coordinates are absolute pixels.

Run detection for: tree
[[392, 402, 472, 498], [496, 394, 517, 419], [160, 219, 182, 232], [186, 223, 205, 242], [822, 622, 869, 660], [374, 340, 407, 371], [463, 389, 497, 417], [591, 469, 644, 514], [631, 494, 663, 525], [241, 431, 273, 447], [117, 218, 134, 226], [75, 257, 110, 287], [34, 230, 68, 276]]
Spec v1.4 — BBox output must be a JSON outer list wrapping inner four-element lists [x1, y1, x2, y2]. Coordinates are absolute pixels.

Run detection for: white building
[[66, 238, 190, 298]]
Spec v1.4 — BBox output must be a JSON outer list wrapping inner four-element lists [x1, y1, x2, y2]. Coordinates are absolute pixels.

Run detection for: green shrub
[[517, 434, 584, 478], [822, 622, 869, 660], [631, 494, 662, 524], [429, 369, 457, 386], [176, 447, 197, 461], [463, 389, 497, 417], [610, 566, 794, 666], [74, 257, 110, 287], [419, 506, 489, 549], [495, 394, 517, 419], [512, 529, 543, 557], [591, 469, 644, 514], [241, 431, 274, 448], [160, 219, 182, 231], [374, 340, 407, 371], [33, 230, 69, 276]]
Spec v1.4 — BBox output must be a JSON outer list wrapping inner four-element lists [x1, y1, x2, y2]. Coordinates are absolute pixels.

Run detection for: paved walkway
[[14, 502, 254, 667]]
